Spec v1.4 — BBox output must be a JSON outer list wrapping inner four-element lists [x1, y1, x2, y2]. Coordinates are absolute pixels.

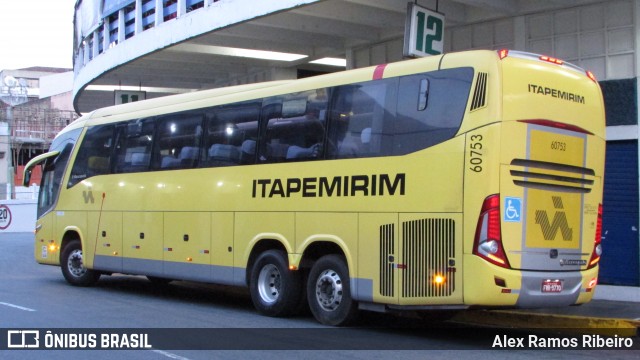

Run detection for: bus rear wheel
[[307, 255, 358, 326], [249, 250, 302, 317], [60, 240, 100, 286]]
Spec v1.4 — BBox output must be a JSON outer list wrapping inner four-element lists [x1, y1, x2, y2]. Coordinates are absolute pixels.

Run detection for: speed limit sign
[[0, 205, 12, 230]]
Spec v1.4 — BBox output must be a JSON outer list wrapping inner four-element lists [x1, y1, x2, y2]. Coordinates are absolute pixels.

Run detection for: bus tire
[[249, 249, 301, 317], [60, 240, 100, 286], [307, 254, 358, 326]]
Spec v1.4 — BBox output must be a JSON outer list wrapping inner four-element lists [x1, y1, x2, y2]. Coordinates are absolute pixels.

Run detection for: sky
[[0, 0, 77, 71]]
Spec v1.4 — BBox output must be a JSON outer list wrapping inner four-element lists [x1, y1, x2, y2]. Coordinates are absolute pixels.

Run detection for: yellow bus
[[24, 49, 605, 326]]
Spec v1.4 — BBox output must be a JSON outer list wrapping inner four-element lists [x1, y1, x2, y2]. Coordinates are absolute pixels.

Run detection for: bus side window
[[328, 80, 394, 159], [68, 125, 115, 187], [204, 100, 261, 167], [114, 118, 155, 173], [394, 68, 474, 155], [260, 90, 327, 163], [156, 113, 203, 170]]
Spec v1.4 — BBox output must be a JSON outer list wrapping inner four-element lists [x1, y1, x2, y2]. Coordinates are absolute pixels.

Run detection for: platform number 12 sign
[[404, 3, 445, 57]]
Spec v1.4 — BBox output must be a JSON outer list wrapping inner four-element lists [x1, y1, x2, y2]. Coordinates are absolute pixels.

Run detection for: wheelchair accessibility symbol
[[504, 197, 522, 222]]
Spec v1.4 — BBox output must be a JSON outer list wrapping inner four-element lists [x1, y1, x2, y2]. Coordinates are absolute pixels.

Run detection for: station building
[[71, 0, 640, 286]]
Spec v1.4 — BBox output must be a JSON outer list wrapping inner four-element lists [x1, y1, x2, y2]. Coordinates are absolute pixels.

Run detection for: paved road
[[0, 232, 637, 359]]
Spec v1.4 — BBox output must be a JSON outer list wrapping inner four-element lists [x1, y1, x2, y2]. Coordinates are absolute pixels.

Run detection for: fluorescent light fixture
[[309, 57, 347, 67], [171, 44, 307, 62], [85, 85, 196, 94]]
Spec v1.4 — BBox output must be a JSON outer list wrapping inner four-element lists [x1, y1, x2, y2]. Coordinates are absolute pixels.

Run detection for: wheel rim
[[67, 249, 87, 278], [257, 264, 281, 304], [314, 269, 343, 312]]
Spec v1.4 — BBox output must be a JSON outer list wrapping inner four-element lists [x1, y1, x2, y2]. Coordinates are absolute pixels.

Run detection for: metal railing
[[0, 108, 77, 143]]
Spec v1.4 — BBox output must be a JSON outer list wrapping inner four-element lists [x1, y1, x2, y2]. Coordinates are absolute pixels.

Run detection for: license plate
[[541, 280, 563, 293]]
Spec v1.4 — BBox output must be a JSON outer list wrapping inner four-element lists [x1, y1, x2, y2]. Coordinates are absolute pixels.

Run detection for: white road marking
[[0, 302, 36, 312], [151, 349, 191, 360]]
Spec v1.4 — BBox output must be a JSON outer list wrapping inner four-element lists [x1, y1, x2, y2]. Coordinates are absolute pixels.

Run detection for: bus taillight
[[588, 204, 603, 269], [473, 194, 511, 268]]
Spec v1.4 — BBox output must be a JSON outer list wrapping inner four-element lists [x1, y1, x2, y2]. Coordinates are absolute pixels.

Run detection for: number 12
[[416, 12, 443, 55]]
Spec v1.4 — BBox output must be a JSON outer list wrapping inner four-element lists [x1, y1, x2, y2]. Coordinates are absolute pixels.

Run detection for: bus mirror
[[23, 170, 31, 187]]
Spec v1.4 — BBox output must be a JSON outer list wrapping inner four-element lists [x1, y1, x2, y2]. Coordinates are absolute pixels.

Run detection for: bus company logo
[[7, 330, 39, 348], [82, 189, 95, 204], [252, 173, 406, 198], [527, 84, 585, 104], [535, 196, 573, 241]]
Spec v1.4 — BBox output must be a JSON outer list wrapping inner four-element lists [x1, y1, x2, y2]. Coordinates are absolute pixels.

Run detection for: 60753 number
[[469, 134, 483, 172]]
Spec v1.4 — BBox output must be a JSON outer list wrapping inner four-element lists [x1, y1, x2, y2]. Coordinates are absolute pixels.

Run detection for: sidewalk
[[593, 284, 640, 303]]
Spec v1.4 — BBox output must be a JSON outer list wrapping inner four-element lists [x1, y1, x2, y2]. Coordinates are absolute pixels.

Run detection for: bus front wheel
[[249, 250, 302, 317], [60, 240, 100, 286], [307, 255, 358, 326]]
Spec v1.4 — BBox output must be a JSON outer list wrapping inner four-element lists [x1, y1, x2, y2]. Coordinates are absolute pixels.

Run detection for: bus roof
[[60, 49, 600, 138]]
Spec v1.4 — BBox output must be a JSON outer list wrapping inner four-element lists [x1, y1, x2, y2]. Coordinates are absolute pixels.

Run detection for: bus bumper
[[463, 255, 599, 307]]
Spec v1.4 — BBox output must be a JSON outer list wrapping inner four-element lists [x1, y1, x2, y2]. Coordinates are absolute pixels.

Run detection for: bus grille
[[401, 218, 455, 298], [470, 72, 488, 111], [379, 223, 395, 297], [510, 159, 595, 193]]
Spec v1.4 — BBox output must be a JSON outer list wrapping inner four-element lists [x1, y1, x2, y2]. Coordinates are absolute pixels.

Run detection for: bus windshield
[[36, 128, 81, 217]]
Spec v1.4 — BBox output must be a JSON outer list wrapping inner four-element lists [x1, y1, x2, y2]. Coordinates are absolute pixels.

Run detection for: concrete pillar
[[155, 0, 164, 26], [178, 0, 187, 17], [92, 30, 100, 59], [83, 42, 90, 65], [345, 48, 355, 70], [103, 20, 111, 51], [135, 0, 143, 34], [118, 9, 126, 44]]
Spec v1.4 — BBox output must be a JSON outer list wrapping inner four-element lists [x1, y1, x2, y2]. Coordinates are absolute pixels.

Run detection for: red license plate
[[541, 280, 563, 293]]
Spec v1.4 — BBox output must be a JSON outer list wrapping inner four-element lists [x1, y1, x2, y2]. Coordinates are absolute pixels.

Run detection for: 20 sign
[[0, 205, 12, 230], [404, 3, 445, 58]]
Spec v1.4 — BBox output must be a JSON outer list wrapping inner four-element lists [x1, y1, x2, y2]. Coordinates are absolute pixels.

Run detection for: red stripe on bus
[[373, 64, 387, 80]]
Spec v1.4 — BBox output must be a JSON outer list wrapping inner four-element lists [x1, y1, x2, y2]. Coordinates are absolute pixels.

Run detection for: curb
[[450, 310, 640, 337]]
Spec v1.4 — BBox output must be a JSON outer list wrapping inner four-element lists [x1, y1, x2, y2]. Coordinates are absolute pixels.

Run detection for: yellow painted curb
[[450, 310, 639, 337]]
